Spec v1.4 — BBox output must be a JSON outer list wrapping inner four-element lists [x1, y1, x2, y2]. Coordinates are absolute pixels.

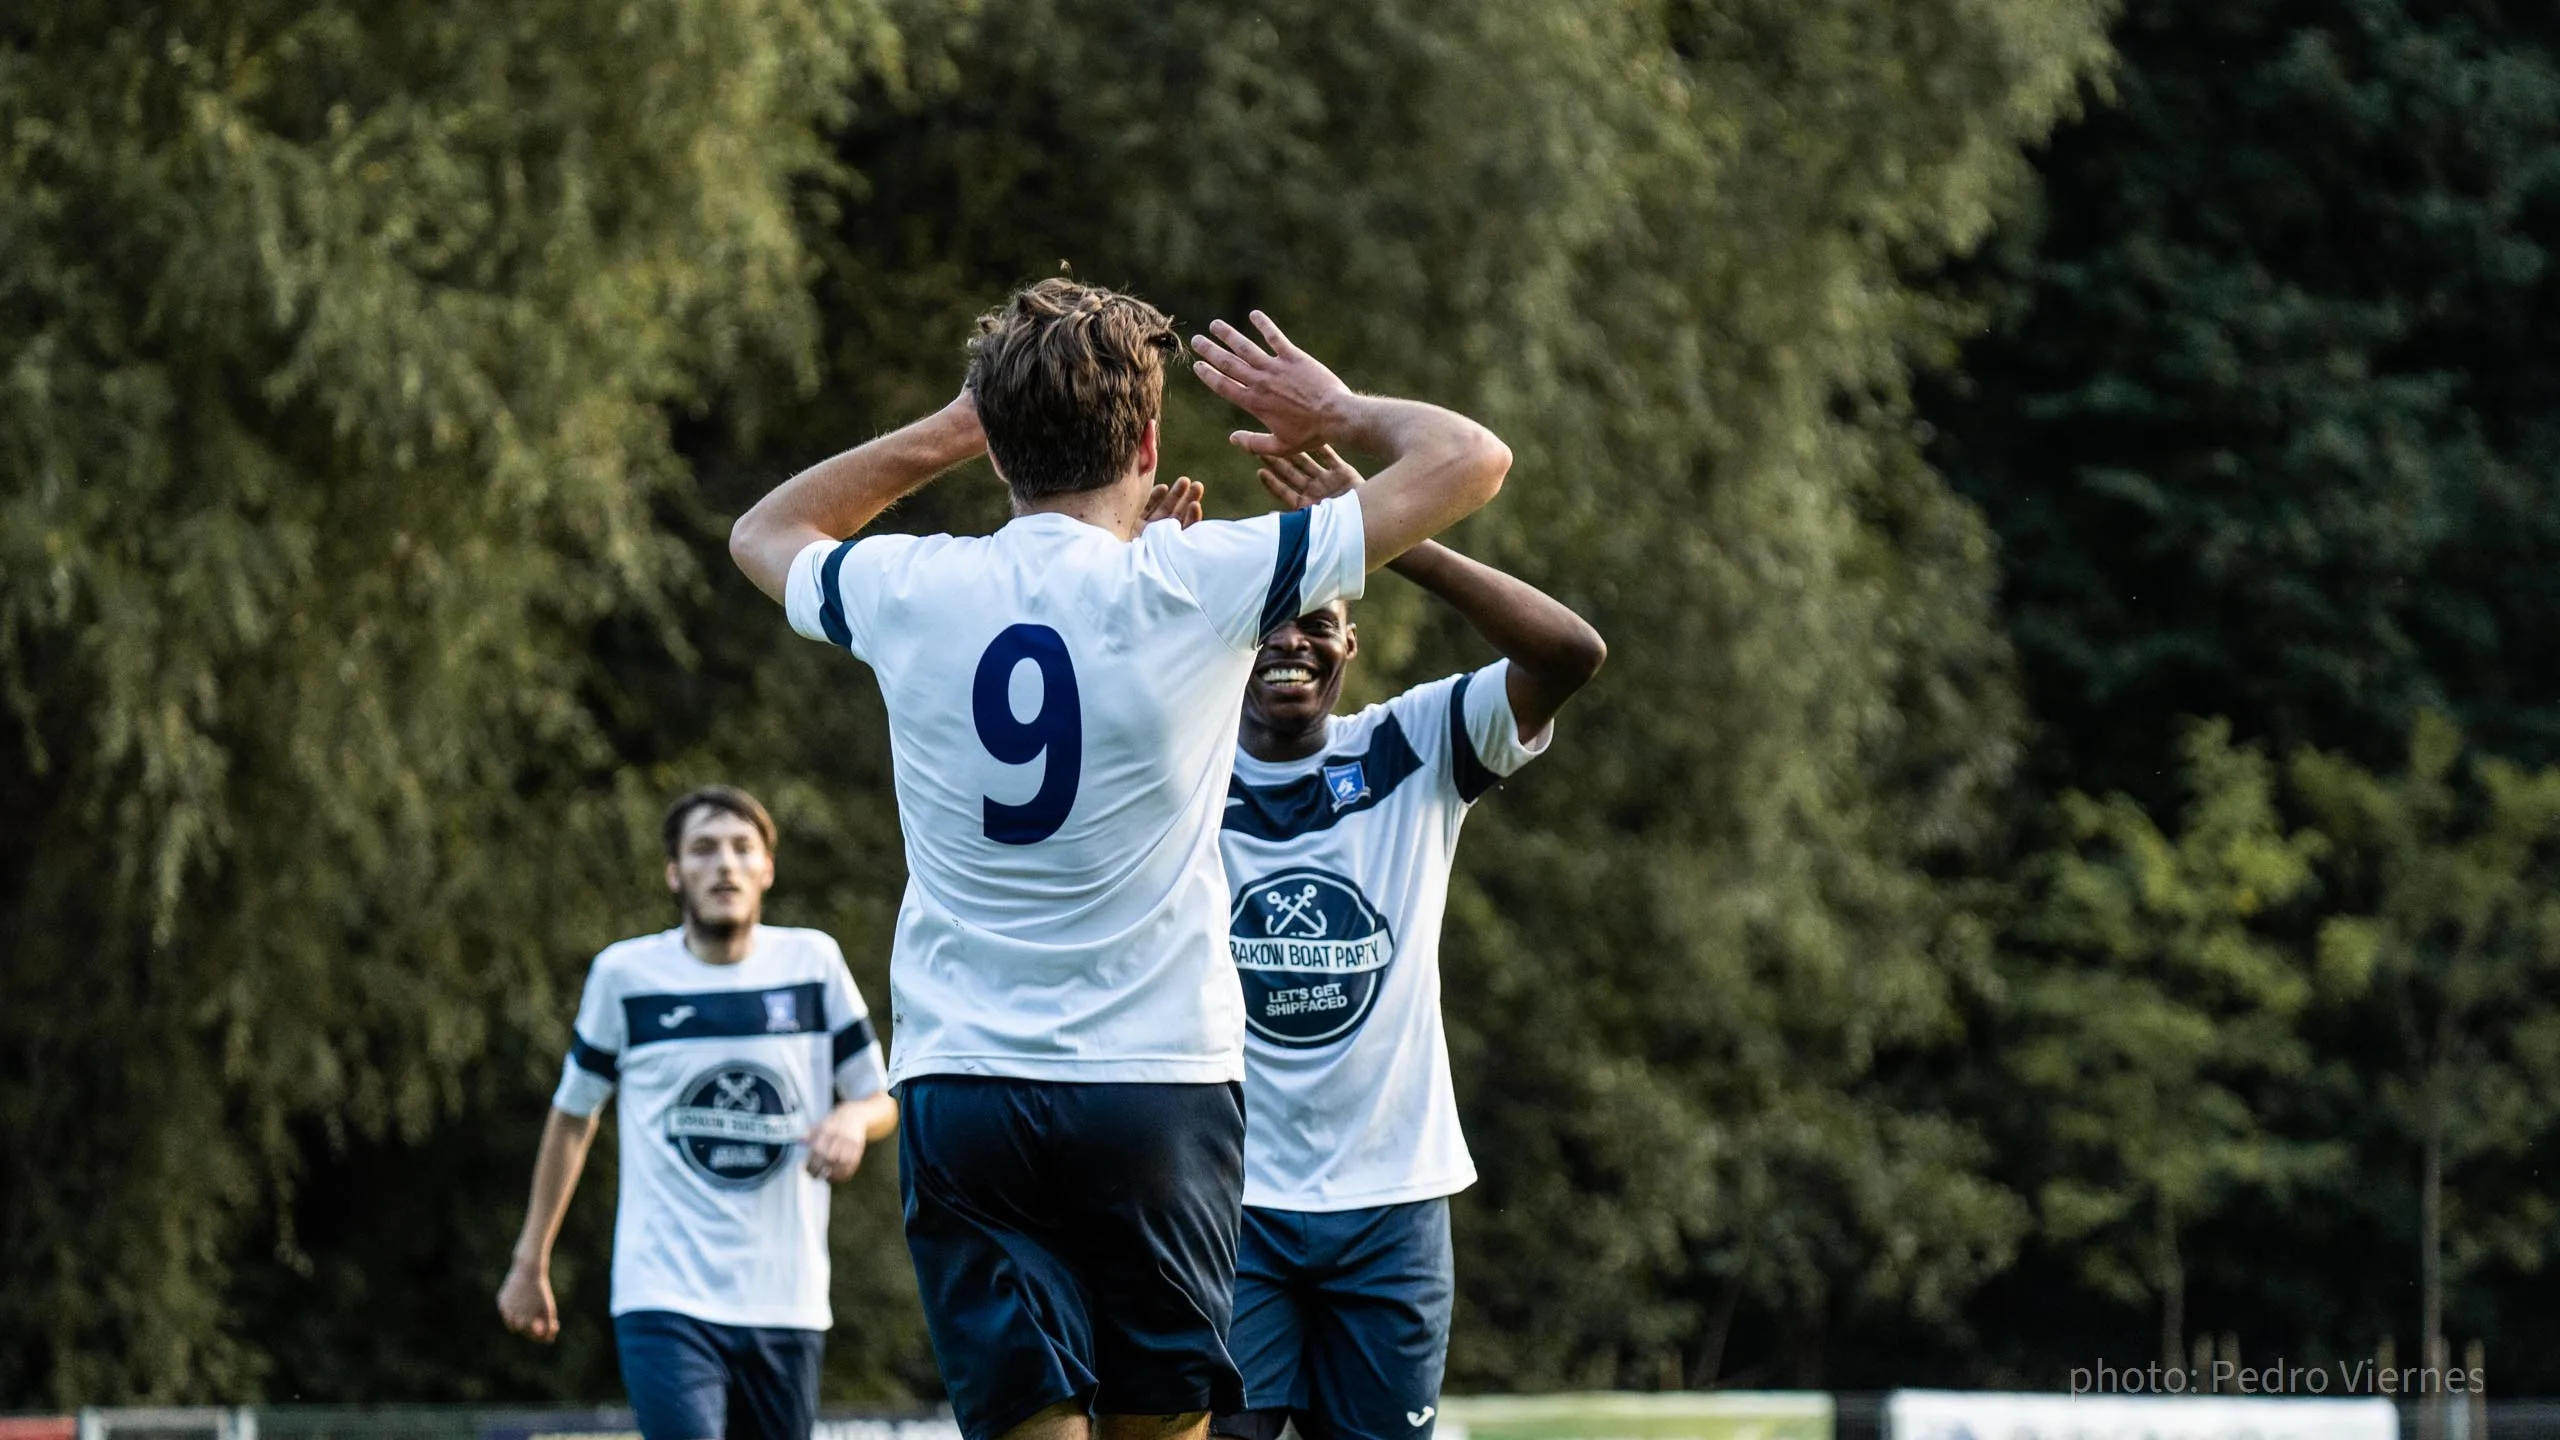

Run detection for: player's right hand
[[497, 1259, 561, 1343], [1189, 311, 1352, 457]]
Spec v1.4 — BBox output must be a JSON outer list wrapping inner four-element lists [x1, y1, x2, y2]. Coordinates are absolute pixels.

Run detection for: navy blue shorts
[[612, 1309, 822, 1440], [1211, 1199, 1454, 1440], [898, 1077, 1248, 1440]]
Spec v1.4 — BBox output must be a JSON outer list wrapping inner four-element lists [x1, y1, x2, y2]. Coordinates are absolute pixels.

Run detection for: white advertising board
[[1885, 1390, 2397, 1440]]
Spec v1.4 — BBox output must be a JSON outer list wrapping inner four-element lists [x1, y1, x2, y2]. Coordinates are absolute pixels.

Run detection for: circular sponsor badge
[[1230, 867, 1396, 1047], [664, 1060, 804, 1189]]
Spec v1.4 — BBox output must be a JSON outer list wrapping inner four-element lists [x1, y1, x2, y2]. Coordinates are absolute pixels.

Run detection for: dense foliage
[[11, 0, 2560, 1409]]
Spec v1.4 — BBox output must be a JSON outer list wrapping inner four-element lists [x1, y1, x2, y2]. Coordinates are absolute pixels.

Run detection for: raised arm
[[1190, 312, 1510, 569], [1261, 448, 1605, 738], [727, 392, 986, 602]]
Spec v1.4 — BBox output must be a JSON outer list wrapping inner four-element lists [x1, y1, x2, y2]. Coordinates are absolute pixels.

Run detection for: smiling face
[[664, 806, 774, 939], [1244, 600, 1358, 738]]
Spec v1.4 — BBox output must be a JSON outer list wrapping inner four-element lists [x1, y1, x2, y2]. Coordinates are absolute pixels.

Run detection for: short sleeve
[[1157, 492, 1367, 651], [785, 534, 911, 659], [1445, 660, 1552, 804], [550, 956, 625, 1117], [819, 941, 888, 1102]]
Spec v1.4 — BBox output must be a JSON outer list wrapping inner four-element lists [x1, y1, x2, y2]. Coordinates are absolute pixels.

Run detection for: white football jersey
[[1220, 661, 1549, 1211], [551, 925, 888, 1330], [784, 495, 1366, 1085]]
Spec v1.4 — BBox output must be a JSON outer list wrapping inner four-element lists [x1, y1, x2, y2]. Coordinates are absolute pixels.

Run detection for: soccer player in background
[[497, 786, 899, 1440], [724, 280, 1512, 1440], [1213, 447, 1604, 1440]]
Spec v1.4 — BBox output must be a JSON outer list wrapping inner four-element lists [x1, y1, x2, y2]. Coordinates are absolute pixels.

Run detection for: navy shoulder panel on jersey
[[1257, 509, 1313, 640], [623, 980, 827, 1050], [816, 538, 860, 649], [1224, 712, 1429, 842], [1447, 670, 1502, 803]]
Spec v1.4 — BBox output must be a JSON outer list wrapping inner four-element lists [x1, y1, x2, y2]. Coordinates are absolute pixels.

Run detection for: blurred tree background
[[9, 0, 2560, 1410]]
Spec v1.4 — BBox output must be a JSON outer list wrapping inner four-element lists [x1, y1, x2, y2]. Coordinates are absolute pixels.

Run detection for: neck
[[1015, 472, 1150, 540], [1240, 710, 1330, 763], [683, 916, 757, 966]]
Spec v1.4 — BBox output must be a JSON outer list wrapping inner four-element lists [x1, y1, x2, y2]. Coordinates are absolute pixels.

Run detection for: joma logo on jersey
[[664, 1060, 803, 1189], [1230, 868, 1395, 1048]]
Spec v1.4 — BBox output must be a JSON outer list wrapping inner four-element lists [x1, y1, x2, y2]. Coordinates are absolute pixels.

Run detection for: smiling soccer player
[[1214, 447, 1604, 1440]]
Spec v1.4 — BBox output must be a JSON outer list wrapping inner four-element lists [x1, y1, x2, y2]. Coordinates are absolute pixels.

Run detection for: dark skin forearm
[[1386, 540, 1605, 737]]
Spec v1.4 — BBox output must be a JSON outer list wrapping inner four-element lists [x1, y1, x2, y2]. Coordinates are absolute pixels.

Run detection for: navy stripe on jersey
[[1224, 714, 1427, 842], [832, 1016, 878, 1066], [1258, 509, 1313, 639], [817, 538, 860, 648], [623, 981, 826, 1049], [1447, 671, 1502, 803], [569, 1034, 620, 1079]]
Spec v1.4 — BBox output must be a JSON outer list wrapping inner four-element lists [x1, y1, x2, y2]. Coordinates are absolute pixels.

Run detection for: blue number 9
[[972, 624, 1083, 844]]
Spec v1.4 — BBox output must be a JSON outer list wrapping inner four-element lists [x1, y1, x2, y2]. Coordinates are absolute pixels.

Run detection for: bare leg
[[1001, 1401, 1091, 1440], [1096, 1414, 1210, 1440]]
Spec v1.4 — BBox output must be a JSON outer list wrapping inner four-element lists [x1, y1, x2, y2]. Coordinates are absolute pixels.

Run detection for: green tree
[[744, 0, 2110, 1386], [2293, 714, 2560, 1392], [1932, 0, 2560, 802], [0, 0, 890, 1402], [2004, 723, 2336, 1369]]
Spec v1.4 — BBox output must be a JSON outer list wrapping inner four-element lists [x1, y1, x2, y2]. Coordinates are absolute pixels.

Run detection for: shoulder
[[762, 925, 848, 966], [1374, 673, 1469, 746], [588, 929, 677, 983]]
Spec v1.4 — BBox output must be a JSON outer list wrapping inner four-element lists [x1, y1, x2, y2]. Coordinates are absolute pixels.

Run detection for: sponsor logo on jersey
[[1322, 760, 1370, 810], [1230, 867, 1395, 1047], [664, 1060, 803, 1189], [658, 1004, 696, 1029]]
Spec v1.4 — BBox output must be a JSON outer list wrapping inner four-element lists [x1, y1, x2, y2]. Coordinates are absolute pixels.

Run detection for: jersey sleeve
[[550, 955, 625, 1117], [784, 533, 913, 660], [1442, 660, 1553, 803], [1160, 492, 1367, 651], [818, 940, 889, 1102]]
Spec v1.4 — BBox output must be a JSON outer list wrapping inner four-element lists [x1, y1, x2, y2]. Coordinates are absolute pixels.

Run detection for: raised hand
[[1257, 446, 1365, 511], [1189, 311, 1354, 457], [1144, 475, 1206, 528]]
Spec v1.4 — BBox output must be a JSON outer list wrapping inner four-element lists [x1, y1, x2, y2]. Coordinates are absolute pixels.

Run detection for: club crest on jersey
[[1229, 867, 1395, 1047], [762, 989, 802, 1033], [664, 1060, 804, 1189], [1322, 761, 1370, 811]]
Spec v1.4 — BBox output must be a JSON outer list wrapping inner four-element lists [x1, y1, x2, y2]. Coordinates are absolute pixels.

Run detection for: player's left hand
[[803, 1107, 869, 1182], [1257, 446, 1363, 510], [1144, 475, 1205, 528]]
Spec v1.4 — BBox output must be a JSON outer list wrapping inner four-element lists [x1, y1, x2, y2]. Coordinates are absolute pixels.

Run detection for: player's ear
[[1135, 418, 1159, 479], [665, 860, 682, 895], [1341, 617, 1358, 661]]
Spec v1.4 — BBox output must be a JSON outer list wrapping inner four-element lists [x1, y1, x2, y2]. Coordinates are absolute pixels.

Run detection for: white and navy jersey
[[1221, 661, 1550, 1211], [784, 496, 1366, 1086], [551, 925, 888, 1330]]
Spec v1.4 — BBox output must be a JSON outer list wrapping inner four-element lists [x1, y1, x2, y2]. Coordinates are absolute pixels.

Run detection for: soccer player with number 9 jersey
[[727, 280, 1513, 1440]]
